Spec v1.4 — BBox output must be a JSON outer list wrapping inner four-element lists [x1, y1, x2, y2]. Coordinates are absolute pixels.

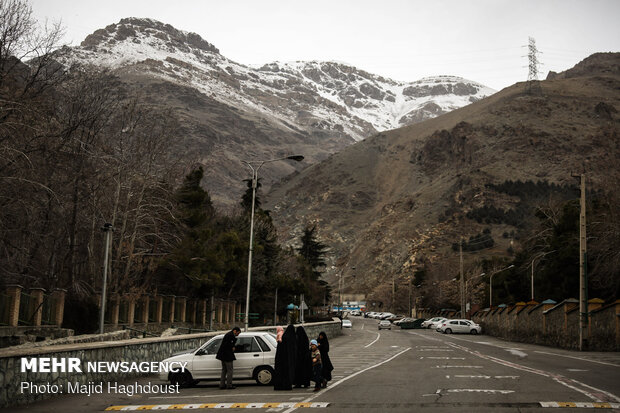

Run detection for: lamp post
[[465, 272, 485, 313], [530, 250, 556, 301], [489, 265, 515, 308], [242, 155, 304, 332], [99, 223, 113, 334]]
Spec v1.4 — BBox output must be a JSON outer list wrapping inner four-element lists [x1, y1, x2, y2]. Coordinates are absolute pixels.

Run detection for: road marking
[[446, 341, 620, 403], [105, 402, 330, 410], [534, 351, 620, 367], [449, 375, 520, 379], [281, 347, 412, 413], [421, 357, 465, 360], [418, 349, 454, 351], [447, 389, 515, 394], [364, 332, 381, 348], [540, 402, 620, 408], [434, 365, 483, 368], [506, 349, 528, 358], [568, 369, 589, 372]]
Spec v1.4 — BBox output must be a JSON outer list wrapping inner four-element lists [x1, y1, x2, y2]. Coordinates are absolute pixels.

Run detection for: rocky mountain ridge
[[265, 53, 620, 296], [64, 17, 494, 138], [57, 17, 494, 207]]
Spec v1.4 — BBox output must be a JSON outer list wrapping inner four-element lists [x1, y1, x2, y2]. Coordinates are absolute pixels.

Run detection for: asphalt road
[[6, 317, 620, 412]]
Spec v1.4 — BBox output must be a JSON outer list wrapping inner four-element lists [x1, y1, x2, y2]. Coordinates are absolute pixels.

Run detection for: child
[[310, 339, 322, 392]]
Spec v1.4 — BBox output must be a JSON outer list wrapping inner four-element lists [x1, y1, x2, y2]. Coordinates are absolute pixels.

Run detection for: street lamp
[[99, 223, 113, 334], [489, 265, 515, 308], [530, 250, 556, 301], [242, 155, 304, 332], [465, 272, 485, 312]]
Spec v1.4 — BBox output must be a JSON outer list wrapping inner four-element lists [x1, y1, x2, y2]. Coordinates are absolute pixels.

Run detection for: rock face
[[59, 18, 494, 206], [265, 53, 620, 296]]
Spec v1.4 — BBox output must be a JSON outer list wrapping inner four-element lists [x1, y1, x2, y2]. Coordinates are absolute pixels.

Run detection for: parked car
[[379, 312, 395, 320], [421, 317, 445, 329], [438, 319, 482, 335], [342, 319, 353, 328], [378, 320, 392, 330], [393, 317, 414, 325], [159, 332, 277, 386]]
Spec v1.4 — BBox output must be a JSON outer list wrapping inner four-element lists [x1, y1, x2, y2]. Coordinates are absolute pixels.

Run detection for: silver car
[[378, 320, 392, 330], [159, 332, 277, 386]]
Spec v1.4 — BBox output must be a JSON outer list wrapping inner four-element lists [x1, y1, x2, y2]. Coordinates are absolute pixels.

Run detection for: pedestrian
[[310, 339, 322, 392], [215, 326, 241, 390], [276, 325, 284, 342], [293, 326, 312, 388], [273, 324, 297, 390], [316, 331, 333, 388]]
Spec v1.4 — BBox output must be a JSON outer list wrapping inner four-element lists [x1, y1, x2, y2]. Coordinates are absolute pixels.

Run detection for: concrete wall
[[0, 319, 341, 408]]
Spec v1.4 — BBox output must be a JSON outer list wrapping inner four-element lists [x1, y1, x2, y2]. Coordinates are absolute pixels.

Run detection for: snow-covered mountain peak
[[63, 19, 496, 141], [80, 17, 220, 57]]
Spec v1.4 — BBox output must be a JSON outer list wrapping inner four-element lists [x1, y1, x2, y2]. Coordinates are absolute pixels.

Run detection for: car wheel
[[170, 371, 194, 388], [470, 329, 478, 335], [445, 328, 452, 334], [428, 325, 432, 329], [254, 366, 274, 385]]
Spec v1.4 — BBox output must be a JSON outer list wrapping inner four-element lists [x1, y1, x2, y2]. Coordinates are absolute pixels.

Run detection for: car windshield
[[199, 337, 222, 355]]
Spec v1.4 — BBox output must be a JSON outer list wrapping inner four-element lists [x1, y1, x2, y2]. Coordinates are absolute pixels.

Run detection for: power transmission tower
[[526, 36, 542, 94]]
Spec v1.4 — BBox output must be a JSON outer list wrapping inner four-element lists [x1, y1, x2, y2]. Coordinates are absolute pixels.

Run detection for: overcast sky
[[30, 0, 619, 90]]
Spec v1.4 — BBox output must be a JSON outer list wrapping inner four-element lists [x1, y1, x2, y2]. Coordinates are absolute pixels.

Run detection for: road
[[6, 316, 620, 412]]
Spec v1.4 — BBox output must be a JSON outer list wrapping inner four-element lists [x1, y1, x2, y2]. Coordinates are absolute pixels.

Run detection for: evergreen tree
[[297, 225, 328, 273]]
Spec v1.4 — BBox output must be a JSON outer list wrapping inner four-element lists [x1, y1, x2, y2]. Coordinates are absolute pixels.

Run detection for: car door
[[446, 320, 459, 332], [458, 321, 471, 333], [191, 338, 222, 379], [232, 336, 264, 378]]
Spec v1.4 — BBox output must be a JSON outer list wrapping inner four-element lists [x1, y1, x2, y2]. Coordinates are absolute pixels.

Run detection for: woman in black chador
[[293, 326, 312, 388], [316, 331, 334, 388], [273, 324, 297, 390]]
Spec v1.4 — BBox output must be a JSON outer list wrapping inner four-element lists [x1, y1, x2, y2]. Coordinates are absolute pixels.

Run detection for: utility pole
[[526, 36, 542, 94], [273, 287, 278, 326], [392, 275, 395, 313], [574, 173, 588, 350], [459, 238, 465, 318], [99, 223, 113, 334]]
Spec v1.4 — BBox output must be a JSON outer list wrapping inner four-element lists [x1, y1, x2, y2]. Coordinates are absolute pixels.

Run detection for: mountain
[[264, 53, 620, 297], [60, 17, 494, 206]]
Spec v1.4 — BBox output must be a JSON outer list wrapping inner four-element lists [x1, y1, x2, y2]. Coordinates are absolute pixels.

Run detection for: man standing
[[216, 326, 241, 389]]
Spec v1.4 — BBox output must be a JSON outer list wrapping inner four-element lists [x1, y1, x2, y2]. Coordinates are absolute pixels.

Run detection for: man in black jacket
[[216, 326, 241, 389]]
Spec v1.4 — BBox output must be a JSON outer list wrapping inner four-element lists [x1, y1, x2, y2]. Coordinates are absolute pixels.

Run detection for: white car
[[421, 317, 444, 329], [342, 319, 352, 328], [438, 319, 482, 335], [378, 320, 392, 330], [159, 332, 277, 386], [431, 317, 448, 331]]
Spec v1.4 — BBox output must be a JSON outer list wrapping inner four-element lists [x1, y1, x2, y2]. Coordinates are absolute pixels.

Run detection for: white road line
[[434, 365, 484, 369], [568, 369, 589, 372], [450, 375, 520, 379], [447, 341, 620, 403], [281, 347, 412, 413], [534, 350, 620, 367], [418, 349, 454, 351], [447, 389, 515, 394], [421, 357, 465, 360], [364, 332, 381, 348]]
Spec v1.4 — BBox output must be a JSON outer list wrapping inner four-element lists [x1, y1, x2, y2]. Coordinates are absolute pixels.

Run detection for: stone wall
[[0, 319, 341, 408], [469, 299, 619, 351], [420, 298, 620, 352]]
